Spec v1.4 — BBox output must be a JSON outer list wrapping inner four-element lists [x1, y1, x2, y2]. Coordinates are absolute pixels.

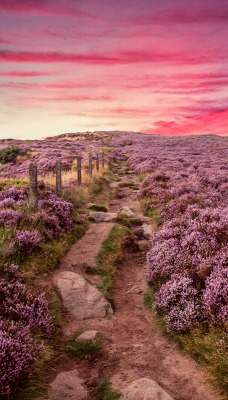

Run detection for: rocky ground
[[49, 163, 220, 400]]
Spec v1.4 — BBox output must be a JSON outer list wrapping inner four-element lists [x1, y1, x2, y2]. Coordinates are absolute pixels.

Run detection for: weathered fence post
[[102, 151, 105, 169], [96, 153, 99, 172], [29, 162, 38, 209], [77, 156, 82, 185], [56, 160, 62, 197], [89, 153, 93, 178]]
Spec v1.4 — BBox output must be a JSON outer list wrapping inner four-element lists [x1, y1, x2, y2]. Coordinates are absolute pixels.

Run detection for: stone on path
[[76, 330, 99, 342], [48, 369, 89, 400], [89, 211, 117, 222], [118, 206, 135, 218], [121, 378, 174, 400], [142, 223, 153, 239], [126, 285, 142, 294], [55, 271, 113, 319]]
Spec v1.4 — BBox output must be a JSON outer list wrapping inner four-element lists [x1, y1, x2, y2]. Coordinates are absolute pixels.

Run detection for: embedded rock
[[55, 271, 113, 319], [118, 206, 135, 218], [48, 369, 89, 400], [126, 285, 142, 294], [89, 211, 117, 222], [142, 223, 153, 239], [76, 330, 99, 342], [121, 378, 174, 400]]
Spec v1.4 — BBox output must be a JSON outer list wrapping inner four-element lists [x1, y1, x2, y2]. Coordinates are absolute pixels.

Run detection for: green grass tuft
[[143, 288, 154, 309], [65, 331, 102, 360], [92, 378, 121, 400], [140, 197, 162, 226], [171, 326, 228, 397], [88, 204, 108, 212], [96, 224, 134, 307]]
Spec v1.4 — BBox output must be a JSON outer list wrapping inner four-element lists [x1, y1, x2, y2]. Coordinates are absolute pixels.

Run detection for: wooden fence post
[[96, 153, 99, 172], [56, 160, 62, 197], [89, 153, 93, 178], [29, 162, 38, 209], [77, 156, 82, 186], [102, 151, 105, 169]]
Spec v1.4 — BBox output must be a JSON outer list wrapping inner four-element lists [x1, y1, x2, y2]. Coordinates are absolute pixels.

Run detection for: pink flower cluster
[[0, 264, 54, 395]]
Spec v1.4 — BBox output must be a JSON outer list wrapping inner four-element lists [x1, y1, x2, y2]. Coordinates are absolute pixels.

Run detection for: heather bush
[[0, 183, 75, 261], [203, 265, 228, 326], [147, 206, 228, 331], [155, 273, 201, 332], [0, 319, 39, 396], [15, 230, 41, 254], [38, 192, 73, 230], [0, 264, 54, 396]]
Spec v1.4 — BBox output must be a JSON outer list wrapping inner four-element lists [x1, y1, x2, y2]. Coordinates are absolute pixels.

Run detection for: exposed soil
[[51, 165, 221, 400]]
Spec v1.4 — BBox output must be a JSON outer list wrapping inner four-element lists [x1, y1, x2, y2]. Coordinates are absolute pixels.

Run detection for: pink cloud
[[0, 71, 53, 77], [144, 108, 228, 136], [0, 35, 11, 44], [133, 7, 228, 26], [0, 0, 90, 17], [6, 94, 113, 108]]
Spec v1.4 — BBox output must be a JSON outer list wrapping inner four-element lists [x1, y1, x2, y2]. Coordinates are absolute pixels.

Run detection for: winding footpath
[[49, 162, 220, 400]]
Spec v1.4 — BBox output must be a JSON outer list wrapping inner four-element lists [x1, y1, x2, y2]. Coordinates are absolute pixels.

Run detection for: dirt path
[[52, 164, 220, 400]]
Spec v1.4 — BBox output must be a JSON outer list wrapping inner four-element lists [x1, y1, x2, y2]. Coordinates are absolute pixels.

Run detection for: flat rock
[[142, 223, 153, 239], [55, 271, 113, 319], [118, 206, 135, 218], [48, 369, 89, 400], [89, 211, 117, 222], [126, 285, 142, 294], [76, 330, 99, 342], [121, 378, 174, 400]]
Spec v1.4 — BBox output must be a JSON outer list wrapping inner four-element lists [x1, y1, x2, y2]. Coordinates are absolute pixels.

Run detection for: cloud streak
[[0, 49, 225, 65], [0, 0, 90, 17], [133, 7, 228, 25], [0, 70, 53, 77]]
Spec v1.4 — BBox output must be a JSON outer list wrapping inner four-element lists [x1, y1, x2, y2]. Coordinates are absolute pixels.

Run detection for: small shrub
[[65, 331, 102, 359], [0, 146, 20, 164]]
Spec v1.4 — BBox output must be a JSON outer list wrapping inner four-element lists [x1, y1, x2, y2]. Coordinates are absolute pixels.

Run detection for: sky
[[0, 0, 228, 139]]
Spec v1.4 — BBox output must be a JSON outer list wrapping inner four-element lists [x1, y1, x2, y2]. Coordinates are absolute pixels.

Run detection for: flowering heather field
[[0, 130, 227, 395], [0, 131, 107, 179], [0, 182, 77, 395], [0, 132, 109, 396], [110, 132, 228, 333]]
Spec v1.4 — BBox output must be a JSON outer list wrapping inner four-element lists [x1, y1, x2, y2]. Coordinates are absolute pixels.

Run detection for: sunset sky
[[0, 0, 228, 139]]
